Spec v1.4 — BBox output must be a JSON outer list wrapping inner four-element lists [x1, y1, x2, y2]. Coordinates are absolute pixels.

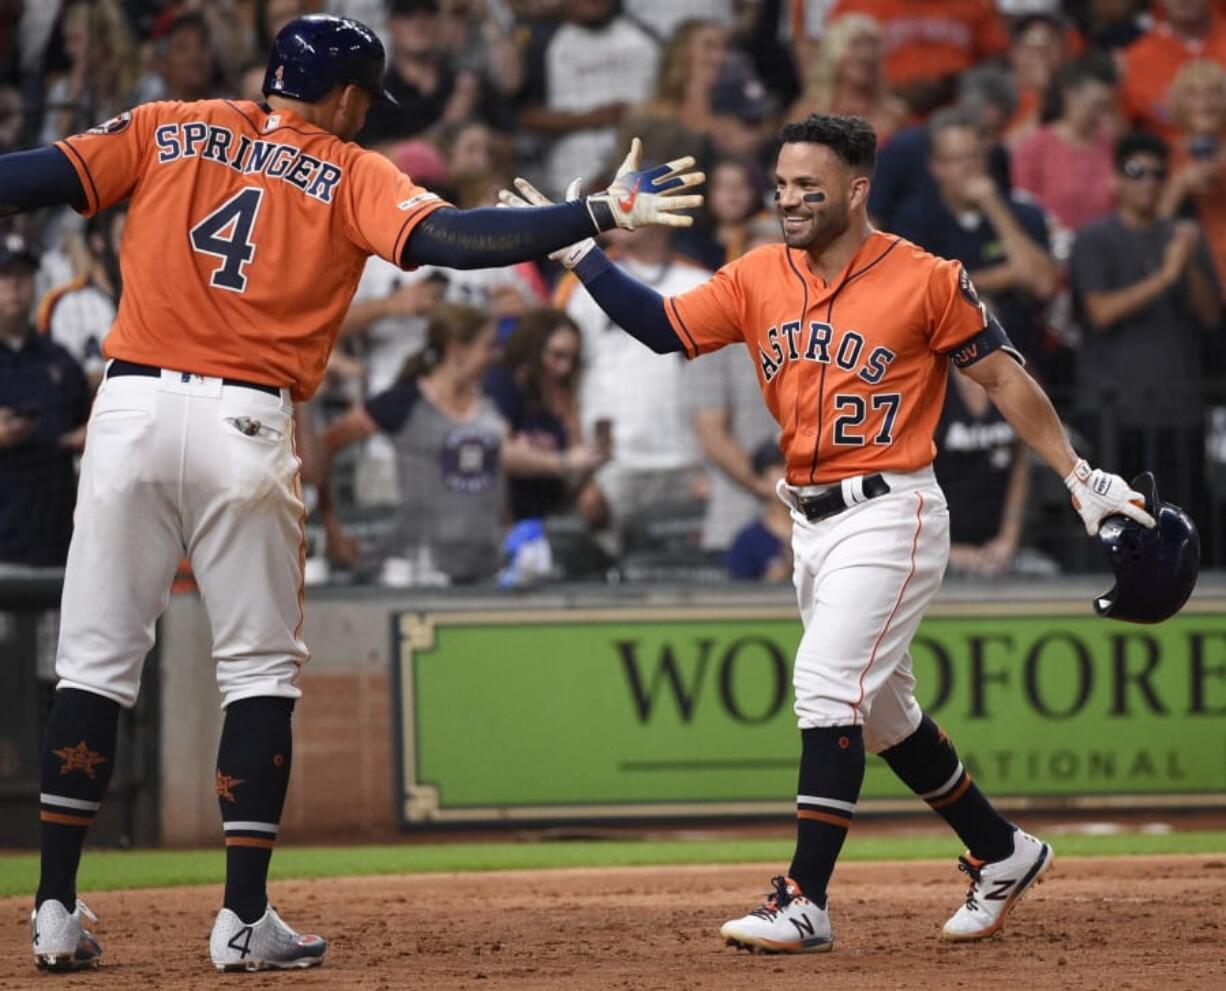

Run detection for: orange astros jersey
[[665, 232, 988, 485], [55, 99, 448, 400]]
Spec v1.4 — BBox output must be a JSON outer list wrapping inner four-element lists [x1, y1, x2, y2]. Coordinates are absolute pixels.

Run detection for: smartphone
[[594, 418, 613, 454]]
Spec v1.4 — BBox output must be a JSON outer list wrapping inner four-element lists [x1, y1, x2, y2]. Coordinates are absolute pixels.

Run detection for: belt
[[796, 473, 891, 523], [106, 359, 282, 397]]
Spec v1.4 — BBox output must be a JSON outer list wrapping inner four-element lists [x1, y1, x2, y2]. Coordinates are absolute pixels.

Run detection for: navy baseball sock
[[36, 688, 120, 909], [880, 714, 1014, 862], [217, 696, 294, 924], [787, 725, 865, 908]]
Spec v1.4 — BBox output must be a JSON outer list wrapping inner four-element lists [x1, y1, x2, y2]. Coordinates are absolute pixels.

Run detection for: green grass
[[2, 830, 1225, 899]]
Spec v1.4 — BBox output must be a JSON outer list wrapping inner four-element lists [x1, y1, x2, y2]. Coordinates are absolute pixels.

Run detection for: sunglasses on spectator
[[1121, 161, 1166, 181]]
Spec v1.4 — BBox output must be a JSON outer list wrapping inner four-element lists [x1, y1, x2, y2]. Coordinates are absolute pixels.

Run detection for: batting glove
[[497, 177, 596, 269], [1064, 459, 1156, 536], [584, 137, 704, 231]]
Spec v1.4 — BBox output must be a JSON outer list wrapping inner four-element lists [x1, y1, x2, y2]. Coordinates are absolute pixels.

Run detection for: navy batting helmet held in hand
[[263, 15, 397, 106], [1094, 472, 1199, 624]]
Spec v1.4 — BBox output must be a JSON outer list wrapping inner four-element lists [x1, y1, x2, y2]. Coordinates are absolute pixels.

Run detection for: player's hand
[[584, 137, 705, 231], [1064, 459, 1156, 536], [497, 177, 596, 269]]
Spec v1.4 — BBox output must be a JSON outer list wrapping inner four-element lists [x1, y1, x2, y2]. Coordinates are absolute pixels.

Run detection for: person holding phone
[[1161, 59, 1226, 301], [0, 235, 90, 567]]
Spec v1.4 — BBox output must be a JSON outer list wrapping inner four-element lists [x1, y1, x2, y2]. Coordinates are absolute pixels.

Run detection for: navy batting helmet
[[263, 15, 397, 106], [1094, 472, 1199, 624]]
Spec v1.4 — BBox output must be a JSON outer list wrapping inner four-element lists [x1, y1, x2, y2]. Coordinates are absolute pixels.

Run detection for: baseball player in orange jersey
[[4, 14, 703, 974], [502, 114, 1155, 953]]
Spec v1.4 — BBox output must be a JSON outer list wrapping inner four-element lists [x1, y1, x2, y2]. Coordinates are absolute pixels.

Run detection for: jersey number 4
[[832, 393, 900, 446], [189, 187, 265, 293]]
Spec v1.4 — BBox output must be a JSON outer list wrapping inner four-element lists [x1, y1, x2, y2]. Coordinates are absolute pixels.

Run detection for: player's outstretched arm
[[498, 176, 685, 355], [0, 146, 87, 216], [961, 350, 1155, 536], [402, 138, 703, 270]]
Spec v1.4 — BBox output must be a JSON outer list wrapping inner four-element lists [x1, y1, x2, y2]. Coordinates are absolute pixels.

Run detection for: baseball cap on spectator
[[0, 233, 39, 272], [751, 437, 784, 476], [712, 56, 775, 124]]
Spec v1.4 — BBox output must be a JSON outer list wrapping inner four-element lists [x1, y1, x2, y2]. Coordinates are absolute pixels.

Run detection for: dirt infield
[[2, 855, 1223, 990]]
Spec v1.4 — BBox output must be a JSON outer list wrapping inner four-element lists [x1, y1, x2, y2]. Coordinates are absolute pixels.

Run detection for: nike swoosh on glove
[[1064, 459, 1157, 535], [497, 177, 595, 269], [583, 137, 704, 231]]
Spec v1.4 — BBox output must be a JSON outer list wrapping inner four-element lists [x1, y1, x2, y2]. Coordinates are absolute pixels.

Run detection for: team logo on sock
[[52, 741, 107, 779], [216, 770, 245, 802]]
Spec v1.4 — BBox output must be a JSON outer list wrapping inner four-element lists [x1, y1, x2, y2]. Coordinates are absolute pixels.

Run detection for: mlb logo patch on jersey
[[263, 115, 281, 132], [398, 192, 440, 211], [86, 112, 132, 136]]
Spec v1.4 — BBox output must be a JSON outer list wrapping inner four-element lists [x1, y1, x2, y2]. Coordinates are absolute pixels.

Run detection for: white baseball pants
[[782, 466, 950, 752], [56, 370, 308, 709]]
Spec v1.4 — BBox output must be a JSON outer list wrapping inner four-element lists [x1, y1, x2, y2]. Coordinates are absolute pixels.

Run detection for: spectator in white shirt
[[517, 0, 659, 196], [556, 225, 710, 530]]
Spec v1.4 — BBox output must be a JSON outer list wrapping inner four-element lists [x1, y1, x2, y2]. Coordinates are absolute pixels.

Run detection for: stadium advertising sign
[[393, 608, 1226, 824]]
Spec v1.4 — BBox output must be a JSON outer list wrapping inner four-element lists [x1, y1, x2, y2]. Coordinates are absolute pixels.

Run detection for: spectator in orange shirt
[[1161, 58, 1226, 300], [829, 0, 1008, 115], [789, 14, 910, 146], [1120, 0, 1226, 141]]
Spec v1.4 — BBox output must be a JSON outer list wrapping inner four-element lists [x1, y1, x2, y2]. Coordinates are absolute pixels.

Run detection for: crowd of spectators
[[1, 0, 1224, 585]]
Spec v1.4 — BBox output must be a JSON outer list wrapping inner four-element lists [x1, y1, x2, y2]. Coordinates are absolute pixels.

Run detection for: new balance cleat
[[943, 829, 1052, 941], [210, 905, 327, 972], [720, 876, 833, 954], [32, 898, 102, 972]]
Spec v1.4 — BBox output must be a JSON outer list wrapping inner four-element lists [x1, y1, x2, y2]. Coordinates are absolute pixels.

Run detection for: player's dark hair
[[501, 309, 582, 409], [398, 302, 490, 382], [1114, 131, 1168, 171], [778, 114, 876, 176]]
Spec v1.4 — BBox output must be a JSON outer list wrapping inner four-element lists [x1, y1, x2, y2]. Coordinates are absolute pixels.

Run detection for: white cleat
[[720, 876, 833, 954], [31, 898, 102, 972], [943, 829, 1053, 941], [209, 904, 327, 972]]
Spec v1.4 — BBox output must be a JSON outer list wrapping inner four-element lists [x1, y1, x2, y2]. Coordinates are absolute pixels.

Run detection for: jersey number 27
[[189, 187, 265, 293], [832, 393, 901, 446]]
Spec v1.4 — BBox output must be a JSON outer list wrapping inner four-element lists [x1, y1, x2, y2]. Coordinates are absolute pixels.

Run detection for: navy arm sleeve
[[402, 201, 611, 269], [0, 146, 87, 216], [573, 249, 684, 354], [364, 380, 421, 434]]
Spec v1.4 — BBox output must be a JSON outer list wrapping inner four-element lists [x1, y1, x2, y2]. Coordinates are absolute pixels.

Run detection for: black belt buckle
[[797, 473, 890, 523], [798, 489, 844, 523]]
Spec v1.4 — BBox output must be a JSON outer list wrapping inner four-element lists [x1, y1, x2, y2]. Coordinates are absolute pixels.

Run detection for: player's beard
[[779, 197, 850, 252]]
